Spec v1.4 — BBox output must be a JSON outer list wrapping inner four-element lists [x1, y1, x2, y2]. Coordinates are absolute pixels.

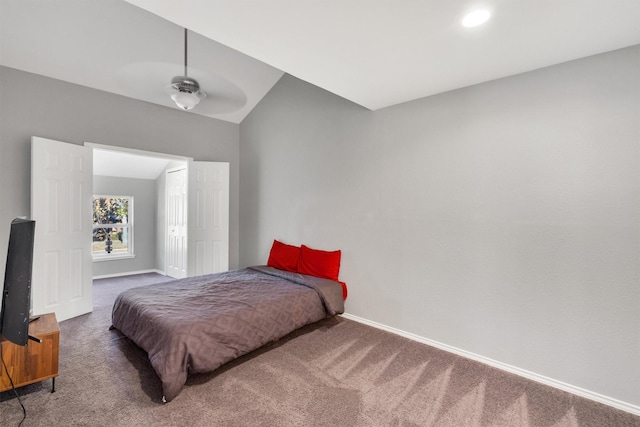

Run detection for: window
[[92, 196, 134, 260]]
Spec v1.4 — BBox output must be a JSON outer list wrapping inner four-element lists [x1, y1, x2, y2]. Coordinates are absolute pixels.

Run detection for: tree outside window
[[92, 196, 133, 259]]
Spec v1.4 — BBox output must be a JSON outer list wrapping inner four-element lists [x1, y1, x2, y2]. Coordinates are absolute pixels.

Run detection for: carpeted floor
[[1, 273, 638, 426]]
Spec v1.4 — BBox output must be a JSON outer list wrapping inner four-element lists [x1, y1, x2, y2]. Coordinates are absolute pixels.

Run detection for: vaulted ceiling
[[2, 1, 639, 124]]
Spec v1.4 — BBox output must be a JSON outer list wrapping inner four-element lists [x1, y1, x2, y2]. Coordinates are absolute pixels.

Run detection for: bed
[[110, 265, 345, 402]]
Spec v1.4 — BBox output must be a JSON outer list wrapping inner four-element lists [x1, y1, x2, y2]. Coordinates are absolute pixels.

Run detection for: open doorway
[[91, 145, 188, 280], [90, 142, 231, 279]]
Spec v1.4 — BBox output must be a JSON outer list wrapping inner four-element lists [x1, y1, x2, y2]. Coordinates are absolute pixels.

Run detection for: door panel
[[31, 136, 93, 321], [187, 161, 229, 276], [166, 168, 188, 279]]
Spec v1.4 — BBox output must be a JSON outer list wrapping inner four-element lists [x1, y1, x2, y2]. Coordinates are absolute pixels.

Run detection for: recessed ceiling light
[[462, 10, 491, 28]]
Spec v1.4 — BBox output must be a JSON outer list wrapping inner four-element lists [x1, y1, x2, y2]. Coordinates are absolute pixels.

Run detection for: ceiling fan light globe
[[171, 91, 201, 110]]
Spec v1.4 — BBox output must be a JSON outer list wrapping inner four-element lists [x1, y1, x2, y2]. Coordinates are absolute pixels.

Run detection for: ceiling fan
[[165, 28, 207, 111]]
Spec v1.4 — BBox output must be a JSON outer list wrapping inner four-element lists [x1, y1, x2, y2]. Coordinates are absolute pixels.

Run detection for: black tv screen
[[0, 218, 36, 346]]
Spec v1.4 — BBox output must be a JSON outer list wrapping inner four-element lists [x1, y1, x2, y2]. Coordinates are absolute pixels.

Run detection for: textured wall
[[240, 46, 640, 406]]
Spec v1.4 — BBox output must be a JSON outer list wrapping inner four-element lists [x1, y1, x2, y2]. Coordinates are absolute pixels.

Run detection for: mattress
[[111, 265, 345, 402]]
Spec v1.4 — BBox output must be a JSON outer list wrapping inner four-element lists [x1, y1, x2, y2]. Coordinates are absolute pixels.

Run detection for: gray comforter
[[111, 266, 344, 402]]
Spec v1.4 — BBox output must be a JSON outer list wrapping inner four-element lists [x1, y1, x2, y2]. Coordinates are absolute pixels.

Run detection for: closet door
[[31, 136, 93, 321], [187, 161, 229, 276], [166, 167, 188, 279]]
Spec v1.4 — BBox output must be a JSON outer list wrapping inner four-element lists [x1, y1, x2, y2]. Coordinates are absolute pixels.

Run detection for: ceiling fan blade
[[116, 61, 247, 114]]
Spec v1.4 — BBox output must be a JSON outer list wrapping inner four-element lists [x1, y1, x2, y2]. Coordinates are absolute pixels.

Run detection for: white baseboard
[[340, 312, 640, 417], [92, 269, 165, 280]]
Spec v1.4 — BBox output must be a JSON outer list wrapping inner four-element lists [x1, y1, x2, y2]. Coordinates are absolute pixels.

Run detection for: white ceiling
[[2, 1, 640, 124], [93, 149, 174, 180]]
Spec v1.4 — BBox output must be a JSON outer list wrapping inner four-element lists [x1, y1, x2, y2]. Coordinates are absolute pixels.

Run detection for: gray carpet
[[1, 273, 638, 426]]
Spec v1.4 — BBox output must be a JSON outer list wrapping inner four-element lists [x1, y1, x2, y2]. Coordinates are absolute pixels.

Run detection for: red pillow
[[298, 244, 341, 282], [267, 240, 300, 272], [339, 281, 348, 301]]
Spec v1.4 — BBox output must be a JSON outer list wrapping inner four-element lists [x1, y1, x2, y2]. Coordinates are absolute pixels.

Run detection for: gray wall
[[239, 46, 640, 406], [0, 66, 240, 273], [92, 175, 157, 277]]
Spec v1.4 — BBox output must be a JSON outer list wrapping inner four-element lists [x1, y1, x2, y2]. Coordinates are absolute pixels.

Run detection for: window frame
[[92, 195, 135, 261]]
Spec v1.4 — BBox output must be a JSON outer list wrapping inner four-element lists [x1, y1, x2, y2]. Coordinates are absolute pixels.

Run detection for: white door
[[187, 161, 229, 276], [31, 136, 93, 321], [166, 168, 188, 279]]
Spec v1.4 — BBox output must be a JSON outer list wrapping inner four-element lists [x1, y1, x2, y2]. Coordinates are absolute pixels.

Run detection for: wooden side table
[[0, 312, 59, 393]]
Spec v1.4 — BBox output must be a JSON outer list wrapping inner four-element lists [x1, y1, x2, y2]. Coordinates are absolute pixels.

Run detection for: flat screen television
[[0, 218, 36, 346]]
